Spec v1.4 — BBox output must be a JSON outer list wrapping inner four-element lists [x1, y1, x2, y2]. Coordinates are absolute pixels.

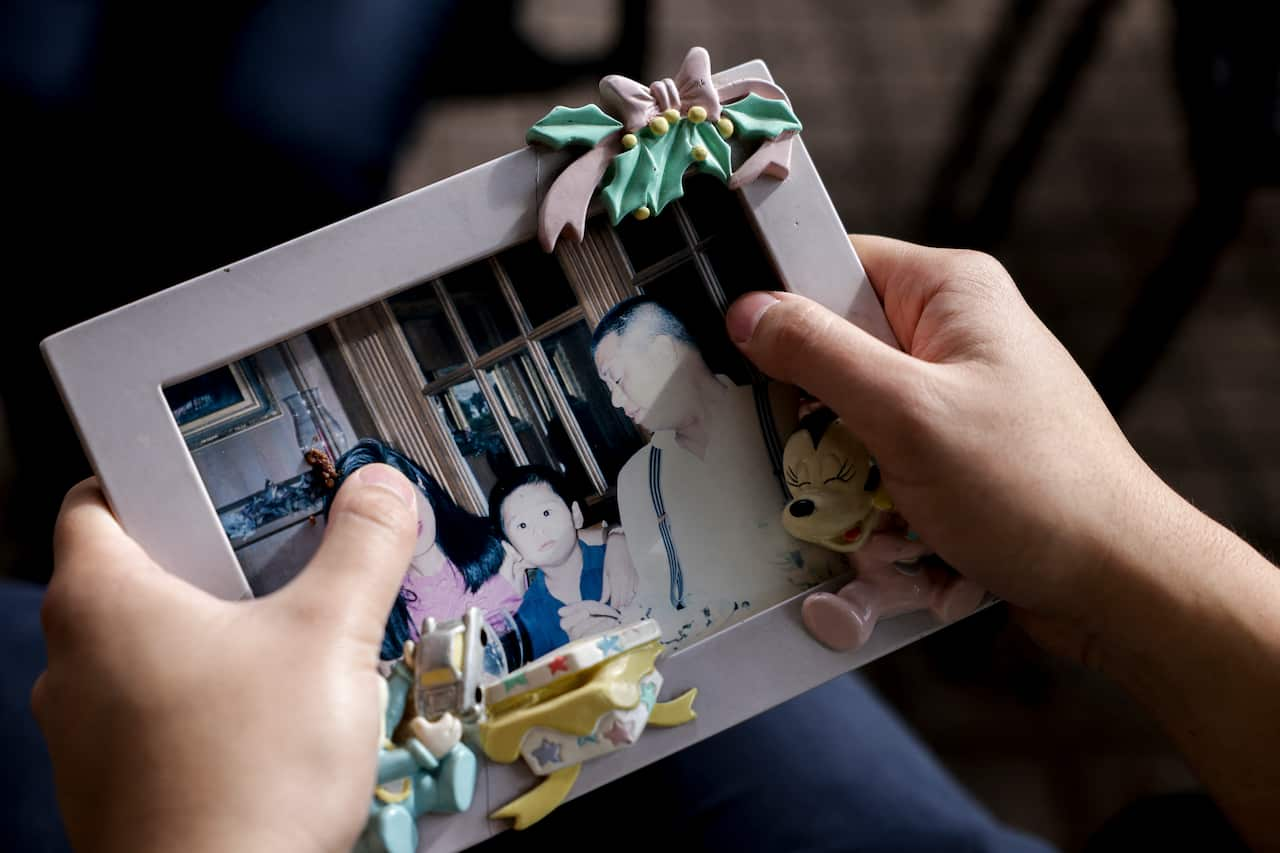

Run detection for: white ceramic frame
[[43, 59, 953, 852]]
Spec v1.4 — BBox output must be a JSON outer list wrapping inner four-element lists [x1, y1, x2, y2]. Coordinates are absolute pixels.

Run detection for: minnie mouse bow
[[598, 47, 722, 131]]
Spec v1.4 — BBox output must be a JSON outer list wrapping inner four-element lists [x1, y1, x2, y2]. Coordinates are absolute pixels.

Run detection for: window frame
[[405, 196, 767, 513], [413, 255, 609, 510]]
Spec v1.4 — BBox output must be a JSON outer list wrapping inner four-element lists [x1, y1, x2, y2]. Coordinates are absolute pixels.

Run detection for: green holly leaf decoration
[[720, 93, 803, 141], [526, 104, 623, 149], [646, 123, 697, 215], [602, 142, 659, 224], [600, 104, 785, 221], [691, 119, 732, 182]]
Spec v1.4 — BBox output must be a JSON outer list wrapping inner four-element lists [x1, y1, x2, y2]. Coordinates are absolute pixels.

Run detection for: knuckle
[[56, 478, 100, 516], [52, 480, 110, 564], [900, 368, 951, 429], [40, 571, 114, 645], [764, 300, 829, 381], [873, 363, 951, 442], [945, 249, 1014, 296], [39, 582, 77, 642], [52, 499, 87, 560]]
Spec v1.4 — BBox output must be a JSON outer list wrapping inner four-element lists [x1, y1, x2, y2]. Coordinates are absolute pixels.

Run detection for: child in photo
[[490, 466, 636, 659]]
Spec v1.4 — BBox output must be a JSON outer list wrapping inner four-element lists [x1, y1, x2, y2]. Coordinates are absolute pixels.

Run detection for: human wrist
[[1079, 473, 1277, 682], [1073, 481, 1280, 847]]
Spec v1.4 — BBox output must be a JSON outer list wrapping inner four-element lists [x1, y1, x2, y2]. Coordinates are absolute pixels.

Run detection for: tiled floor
[[392, 1, 1277, 847]]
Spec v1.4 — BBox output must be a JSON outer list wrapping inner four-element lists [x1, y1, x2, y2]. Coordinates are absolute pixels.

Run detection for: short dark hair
[[488, 465, 573, 536], [591, 296, 696, 355]]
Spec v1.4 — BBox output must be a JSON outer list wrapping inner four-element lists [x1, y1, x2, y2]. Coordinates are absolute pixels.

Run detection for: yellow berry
[[649, 116, 669, 135], [663, 108, 680, 124], [621, 133, 638, 149], [688, 105, 708, 124], [633, 206, 652, 220], [716, 117, 734, 138], [691, 145, 709, 162]]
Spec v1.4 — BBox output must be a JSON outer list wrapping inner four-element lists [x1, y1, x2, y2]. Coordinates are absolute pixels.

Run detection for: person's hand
[[558, 600, 623, 639], [33, 465, 419, 853], [728, 234, 1280, 850], [602, 529, 638, 608], [725, 235, 1178, 656], [499, 541, 530, 595]]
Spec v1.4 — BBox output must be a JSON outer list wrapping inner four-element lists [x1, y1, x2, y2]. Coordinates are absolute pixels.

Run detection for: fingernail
[[727, 292, 780, 344], [354, 464, 417, 510]]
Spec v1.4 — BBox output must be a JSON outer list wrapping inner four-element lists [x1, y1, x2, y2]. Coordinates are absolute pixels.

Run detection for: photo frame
[[42, 57, 958, 852]]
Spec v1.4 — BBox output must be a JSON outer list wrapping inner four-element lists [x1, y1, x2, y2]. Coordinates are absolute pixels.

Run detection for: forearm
[[1091, 484, 1280, 848]]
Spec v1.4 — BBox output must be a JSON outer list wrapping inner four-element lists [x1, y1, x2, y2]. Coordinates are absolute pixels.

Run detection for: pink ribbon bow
[[598, 46, 722, 131], [536, 46, 799, 251]]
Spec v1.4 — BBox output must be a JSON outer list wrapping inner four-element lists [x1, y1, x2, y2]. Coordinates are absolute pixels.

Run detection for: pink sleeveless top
[[400, 559, 522, 638]]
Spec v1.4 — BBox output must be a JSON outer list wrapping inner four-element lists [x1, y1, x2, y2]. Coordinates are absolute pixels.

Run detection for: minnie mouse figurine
[[781, 406, 985, 651]]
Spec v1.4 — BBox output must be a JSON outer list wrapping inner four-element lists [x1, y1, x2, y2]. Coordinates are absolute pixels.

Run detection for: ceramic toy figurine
[[355, 634, 478, 853], [781, 408, 986, 651], [412, 608, 489, 724], [472, 619, 698, 830]]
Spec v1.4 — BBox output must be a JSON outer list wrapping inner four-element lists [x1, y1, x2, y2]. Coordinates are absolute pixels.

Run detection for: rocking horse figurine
[[781, 408, 986, 651], [355, 636, 477, 853]]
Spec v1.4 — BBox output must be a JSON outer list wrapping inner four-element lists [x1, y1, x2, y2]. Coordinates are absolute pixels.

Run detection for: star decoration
[[548, 655, 570, 675], [502, 673, 528, 693], [530, 738, 562, 768], [603, 721, 633, 747], [576, 734, 600, 747], [596, 635, 622, 655], [639, 681, 658, 711]]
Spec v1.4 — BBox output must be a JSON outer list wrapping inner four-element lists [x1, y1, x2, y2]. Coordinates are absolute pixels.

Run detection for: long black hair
[[325, 438, 506, 658]]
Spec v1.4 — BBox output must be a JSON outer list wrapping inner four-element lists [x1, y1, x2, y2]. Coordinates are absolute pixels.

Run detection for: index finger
[[44, 479, 174, 643], [52, 478, 158, 583], [850, 234, 957, 300]]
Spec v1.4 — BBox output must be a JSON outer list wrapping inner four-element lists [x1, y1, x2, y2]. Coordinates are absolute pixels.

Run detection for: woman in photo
[[328, 439, 523, 660]]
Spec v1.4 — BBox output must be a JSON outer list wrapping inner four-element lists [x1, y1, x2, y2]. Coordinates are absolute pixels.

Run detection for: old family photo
[[171, 179, 842, 669]]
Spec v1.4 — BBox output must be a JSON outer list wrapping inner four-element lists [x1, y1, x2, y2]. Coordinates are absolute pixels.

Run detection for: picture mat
[[43, 59, 919, 851]]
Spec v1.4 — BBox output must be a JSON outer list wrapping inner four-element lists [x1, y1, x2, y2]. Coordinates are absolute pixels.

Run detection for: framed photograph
[[164, 357, 279, 448], [43, 56, 957, 851]]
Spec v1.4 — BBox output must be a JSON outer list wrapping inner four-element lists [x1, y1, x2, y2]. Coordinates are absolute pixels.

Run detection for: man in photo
[[591, 297, 839, 649], [490, 466, 636, 659]]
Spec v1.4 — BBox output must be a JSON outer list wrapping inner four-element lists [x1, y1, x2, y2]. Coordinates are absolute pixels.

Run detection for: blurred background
[[2, 0, 1276, 849]]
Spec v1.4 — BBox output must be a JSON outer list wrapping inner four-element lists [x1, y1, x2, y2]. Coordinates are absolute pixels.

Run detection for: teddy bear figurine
[[781, 407, 986, 651]]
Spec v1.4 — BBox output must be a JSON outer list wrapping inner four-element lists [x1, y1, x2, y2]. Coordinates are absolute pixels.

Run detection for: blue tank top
[[517, 540, 607, 659]]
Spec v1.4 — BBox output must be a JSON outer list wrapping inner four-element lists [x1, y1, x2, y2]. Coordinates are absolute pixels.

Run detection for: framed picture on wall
[[164, 357, 279, 448], [42, 51, 980, 852]]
